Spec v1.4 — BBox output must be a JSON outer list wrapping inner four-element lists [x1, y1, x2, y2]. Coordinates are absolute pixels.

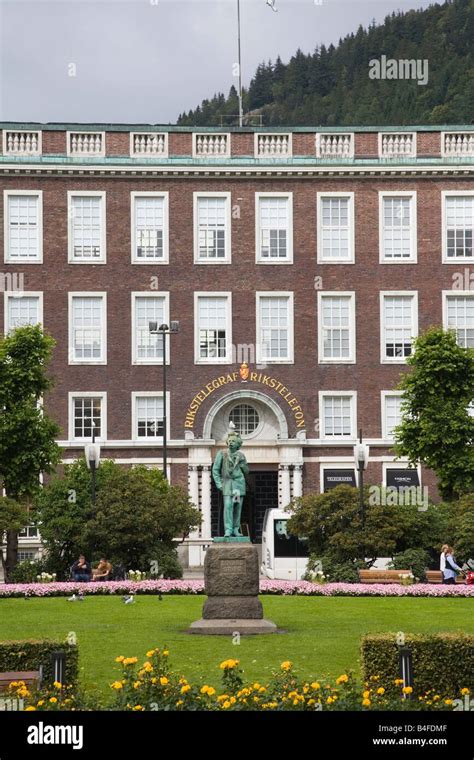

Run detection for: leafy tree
[[0, 497, 28, 578], [0, 325, 61, 579], [394, 328, 474, 500]]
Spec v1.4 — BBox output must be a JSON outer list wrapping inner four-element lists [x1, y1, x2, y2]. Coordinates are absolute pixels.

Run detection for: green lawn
[[0, 595, 472, 701]]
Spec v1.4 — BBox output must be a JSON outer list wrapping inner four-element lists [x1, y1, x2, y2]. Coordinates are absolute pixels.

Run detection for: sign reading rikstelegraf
[[184, 364, 305, 430]]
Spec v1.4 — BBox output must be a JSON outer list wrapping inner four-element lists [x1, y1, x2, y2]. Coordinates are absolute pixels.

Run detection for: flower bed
[[1, 579, 474, 599]]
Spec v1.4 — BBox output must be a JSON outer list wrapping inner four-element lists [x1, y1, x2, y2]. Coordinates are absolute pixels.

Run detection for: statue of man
[[212, 423, 249, 538]]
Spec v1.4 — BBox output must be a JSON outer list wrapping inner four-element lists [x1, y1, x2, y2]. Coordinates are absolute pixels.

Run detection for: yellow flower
[[163, 650, 169, 657], [362, 698, 371, 707], [363, 690, 370, 699], [308, 698, 315, 706], [176, 700, 183, 707], [201, 685, 210, 694], [143, 662, 153, 672], [217, 694, 229, 702], [376, 687, 385, 696], [311, 682, 320, 690], [253, 682, 261, 690], [179, 678, 188, 685], [402, 686, 413, 695], [230, 696, 236, 705], [207, 687, 216, 696], [53, 681, 62, 689], [133, 681, 141, 689], [133, 705, 144, 711], [336, 674, 349, 685], [461, 688, 470, 696], [219, 659, 239, 670], [24, 706, 36, 711], [280, 661, 292, 671], [222, 700, 231, 709], [151, 677, 157, 684], [259, 686, 266, 693], [123, 657, 138, 666], [115, 656, 125, 663], [160, 677, 169, 686], [394, 678, 404, 686], [370, 675, 380, 681], [181, 684, 191, 694], [445, 699, 453, 706], [111, 681, 123, 690], [49, 697, 57, 704], [37, 700, 44, 706], [146, 650, 155, 658], [326, 697, 334, 705]]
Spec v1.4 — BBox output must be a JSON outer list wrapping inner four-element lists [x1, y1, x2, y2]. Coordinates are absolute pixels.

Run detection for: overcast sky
[[0, 0, 437, 124]]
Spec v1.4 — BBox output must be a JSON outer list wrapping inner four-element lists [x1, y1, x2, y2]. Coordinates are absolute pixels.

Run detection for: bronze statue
[[212, 422, 249, 538]]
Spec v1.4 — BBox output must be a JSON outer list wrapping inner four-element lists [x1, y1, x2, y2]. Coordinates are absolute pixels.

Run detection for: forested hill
[[177, 0, 474, 127]]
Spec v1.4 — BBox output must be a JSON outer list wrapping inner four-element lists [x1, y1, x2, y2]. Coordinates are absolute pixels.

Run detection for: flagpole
[[237, 0, 243, 127]]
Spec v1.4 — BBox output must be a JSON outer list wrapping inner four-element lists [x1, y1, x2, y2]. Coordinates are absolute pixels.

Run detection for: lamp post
[[85, 421, 101, 505], [354, 429, 369, 525], [149, 321, 180, 481]]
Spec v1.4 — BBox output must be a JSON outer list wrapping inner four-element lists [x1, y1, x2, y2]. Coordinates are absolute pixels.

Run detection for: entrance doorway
[[210, 469, 279, 543]]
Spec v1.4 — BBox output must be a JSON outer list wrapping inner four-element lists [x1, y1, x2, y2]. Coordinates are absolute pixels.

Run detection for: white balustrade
[[316, 133, 354, 159], [131, 132, 168, 156], [193, 133, 229, 157], [68, 132, 104, 156], [443, 132, 474, 157], [380, 132, 416, 158], [256, 133, 292, 158], [3, 130, 41, 155]]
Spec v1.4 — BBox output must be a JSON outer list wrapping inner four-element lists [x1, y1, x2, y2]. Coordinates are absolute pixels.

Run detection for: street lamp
[[353, 429, 369, 525], [149, 321, 180, 481], [85, 421, 101, 505]]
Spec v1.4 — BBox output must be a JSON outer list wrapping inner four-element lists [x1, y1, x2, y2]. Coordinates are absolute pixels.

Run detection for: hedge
[[361, 632, 474, 695], [0, 639, 79, 688]]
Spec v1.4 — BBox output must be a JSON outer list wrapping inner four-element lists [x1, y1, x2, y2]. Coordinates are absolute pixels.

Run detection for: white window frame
[[68, 391, 108, 442], [319, 462, 358, 493], [194, 292, 233, 365], [3, 291, 43, 334], [317, 291, 356, 364], [319, 391, 357, 440], [131, 291, 170, 365], [255, 192, 293, 264], [68, 292, 107, 365], [383, 461, 422, 488], [380, 291, 418, 364], [193, 192, 232, 264], [316, 192, 355, 264], [379, 191, 417, 263], [381, 391, 404, 441], [131, 391, 170, 442], [130, 192, 169, 264], [4, 190, 43, 264], [442, 191, 474, 264], [67, 191, 106, 264], [256, 291, 294, 365], [442, 290, 474, 348]]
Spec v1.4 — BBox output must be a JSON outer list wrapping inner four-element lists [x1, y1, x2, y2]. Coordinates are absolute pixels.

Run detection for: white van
[[261, 508, 309, 580]]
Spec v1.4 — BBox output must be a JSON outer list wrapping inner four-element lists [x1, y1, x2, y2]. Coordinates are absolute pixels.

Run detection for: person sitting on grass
[[71, 554, 91, 582], [92, 558, 113, 582]]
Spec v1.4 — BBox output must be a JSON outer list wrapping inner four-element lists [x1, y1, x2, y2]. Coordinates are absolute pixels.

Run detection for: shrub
[[0, 639, 79, 689], [388, 549, 431, 582], [361, 633, 474, 695], [304, 555, 363, 583], [9, 559, 49, 584]]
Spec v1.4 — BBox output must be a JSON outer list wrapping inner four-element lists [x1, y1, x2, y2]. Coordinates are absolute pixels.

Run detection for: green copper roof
[[1, 122, 474, 133]]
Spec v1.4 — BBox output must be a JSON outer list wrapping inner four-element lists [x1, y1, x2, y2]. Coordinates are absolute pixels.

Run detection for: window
[[69, 393, 107, 441], [19, 525, 39, 540], [131, 193, 168, 263], [4, 191, 42, 263], [382, 392, 403, 439], [68, 192, 106, 263], [256, 292, 294, 364], [443, 293, 474, 348], [443, 193, 474, 262], [132, 393, 168, 440], [317, 193, 354, 263], [18, 551, 38, 562], [319, 392, 356, 439], [132, 293, 170, 364], [318, 292, 356, 363], [4, 292, 42, 333], [195, 293, 232, 363], [229, 404, 260, 437], [194, 193, 231, 263], [380, 292, 418, 363], [256, 194, 293, 263], [379, 192, 417, 262], [69, 293, 107, 364]]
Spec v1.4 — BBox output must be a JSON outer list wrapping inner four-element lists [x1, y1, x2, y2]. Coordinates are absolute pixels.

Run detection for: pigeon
[[122, 595, 135, 604], [67, 594, 77, 602]]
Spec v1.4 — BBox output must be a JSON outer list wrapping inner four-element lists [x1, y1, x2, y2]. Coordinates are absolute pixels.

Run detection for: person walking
[[442, 545, 463, 585]]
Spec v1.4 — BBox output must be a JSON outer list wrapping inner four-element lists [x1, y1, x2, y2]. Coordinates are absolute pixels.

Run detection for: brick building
[[1, 122, 473, 566]]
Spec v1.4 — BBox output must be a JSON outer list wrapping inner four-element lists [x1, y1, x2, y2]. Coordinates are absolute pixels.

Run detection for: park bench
[[358, 569, 412, 584], [425, 570, 465, 584], [0, 671, 41, 692]]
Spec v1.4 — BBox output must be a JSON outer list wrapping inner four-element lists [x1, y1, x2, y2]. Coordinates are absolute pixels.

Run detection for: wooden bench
[[426, 570, 465, 584], [358, 569, 412, 584], [0, 671, 41, 692]]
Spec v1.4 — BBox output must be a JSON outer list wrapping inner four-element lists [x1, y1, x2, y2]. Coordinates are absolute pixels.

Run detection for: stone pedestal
[[188, 543, 277, 635]]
